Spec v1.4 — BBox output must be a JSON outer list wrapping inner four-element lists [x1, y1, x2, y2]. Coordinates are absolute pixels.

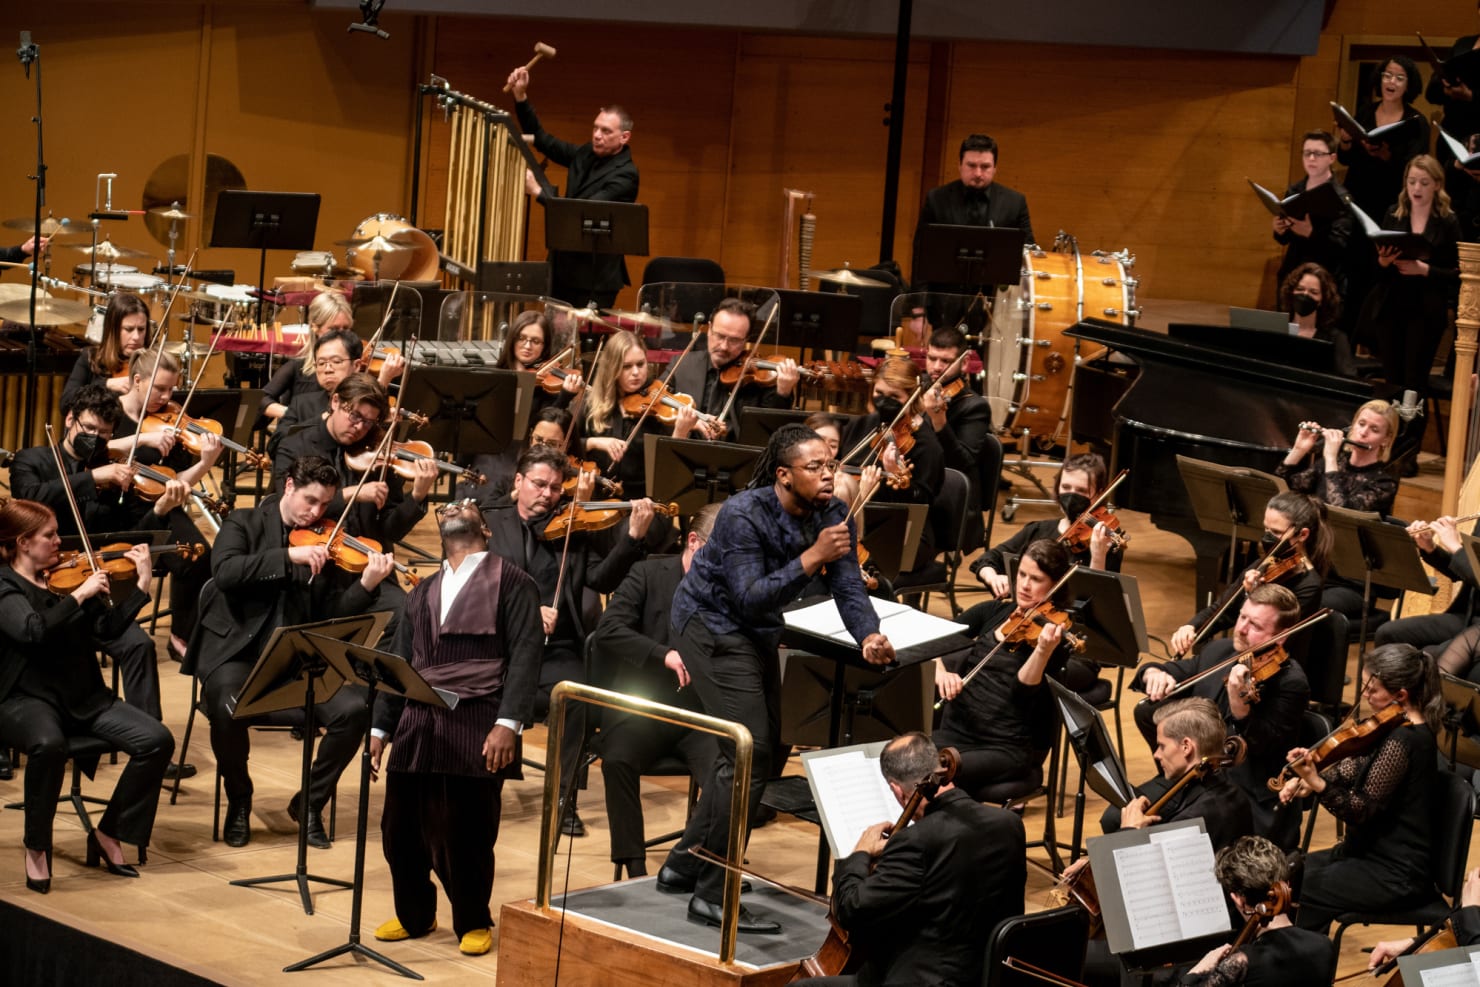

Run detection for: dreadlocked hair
[[748, 423, 823, 490]]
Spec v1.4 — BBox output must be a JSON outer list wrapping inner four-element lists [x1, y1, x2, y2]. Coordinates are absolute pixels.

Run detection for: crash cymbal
[[335, 235, 413, 252], [0, 296, 90, 326], [0, 284, 51, 305], [603, 308, 668, 329], [811, 264, 887, 288], [67, 240, 152, 261], [149, 205, 194, 222], [164, 340, 215, 358], [2, 215, 73, 236]]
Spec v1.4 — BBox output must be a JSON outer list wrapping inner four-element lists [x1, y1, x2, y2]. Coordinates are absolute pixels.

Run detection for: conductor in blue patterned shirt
[[653, 424, 895, 935]]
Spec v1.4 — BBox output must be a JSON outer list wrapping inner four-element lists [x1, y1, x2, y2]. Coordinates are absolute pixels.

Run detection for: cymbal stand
[[165, 201, 182, 275], [18, 32, 45, 445]]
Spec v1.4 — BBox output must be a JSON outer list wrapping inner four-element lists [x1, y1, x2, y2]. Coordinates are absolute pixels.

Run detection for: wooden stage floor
[[0, 457, 1459, 984]]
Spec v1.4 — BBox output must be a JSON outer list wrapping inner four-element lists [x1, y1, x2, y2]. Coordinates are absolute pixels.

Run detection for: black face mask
[[874, 397, 904, 422], [1292, 293, 1319, 317], [71, 433, 99, 464], [1261, 531, 1282, 548], [1058, 492, 1091, 520]]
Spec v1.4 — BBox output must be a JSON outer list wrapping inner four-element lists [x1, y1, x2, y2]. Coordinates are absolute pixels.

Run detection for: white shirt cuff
[[495, 718, 524, 736]]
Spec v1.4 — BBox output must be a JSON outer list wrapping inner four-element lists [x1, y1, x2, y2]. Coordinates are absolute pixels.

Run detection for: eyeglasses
[[318, 356, 352, 368], [1380, 72, 1407, 83], [343, 409, 381, 429], [515, 335, 543, 347], [435, 497, 477, 517], [790, 460, 841, 475], [711, 332, 749, 348], [1301, 150, 1334, 158]]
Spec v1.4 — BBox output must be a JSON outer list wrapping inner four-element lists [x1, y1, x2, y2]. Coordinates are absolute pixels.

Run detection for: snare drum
[[74, 263, 136, 287], [100, 271, 165, 294], [987, 238, 1137, 445]]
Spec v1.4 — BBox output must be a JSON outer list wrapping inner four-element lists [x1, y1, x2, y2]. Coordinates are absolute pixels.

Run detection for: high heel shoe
[[24, 849, 50, 894], [86, 831, 139, 878]]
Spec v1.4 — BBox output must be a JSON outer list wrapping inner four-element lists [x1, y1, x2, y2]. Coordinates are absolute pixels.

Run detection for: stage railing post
[[1445, 242, 1480, 513]]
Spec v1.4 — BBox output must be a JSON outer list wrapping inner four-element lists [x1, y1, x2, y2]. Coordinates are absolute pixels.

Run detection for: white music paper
[[803, 748, 901, 859], [1419, 961, 1480, 987], [784, 597, 967, 652], [1112, 829, 1228, 950]]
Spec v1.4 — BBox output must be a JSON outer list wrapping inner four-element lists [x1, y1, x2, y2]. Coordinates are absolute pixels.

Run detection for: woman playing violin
[[1278, 643, 1442, 933], [0, 500, 175, 893], [1178, 836, 1337, 986], [62, 292, 149, 411], [498, 310, 582, 409], [932, 539, 1075, 798]]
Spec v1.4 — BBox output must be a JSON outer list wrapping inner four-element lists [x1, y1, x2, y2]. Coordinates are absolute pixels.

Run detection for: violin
[[718, 352, 821, 389], [1266, 700, 1406, 793], [362, 343, 400, 377], [286, 524, 421, 587], [1061, 506, 1129, 553], [107, 453, 232, 518], [141, 402, 269, 470], [1172, 530, 1303, 659], [541, 500, 679, 541], [1002, 603, 1088, 654], [931, 377, 966, 405], [537, 363, 584, 394], [344, 439, 486, 486], [619, 380, 723, 430], [857, 543, 879, 591], [562, 456, 622, 497], [1145, 609, 1329, 709], [46, 542, 204, 596]]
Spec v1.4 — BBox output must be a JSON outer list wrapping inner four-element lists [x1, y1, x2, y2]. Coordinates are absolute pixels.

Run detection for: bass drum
[[346, 213, 439, 282], [987, 238, 1137, 446]]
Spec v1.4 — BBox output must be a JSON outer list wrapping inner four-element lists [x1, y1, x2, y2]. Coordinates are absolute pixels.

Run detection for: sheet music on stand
[[783, 596, 971, 666], [799, 741, 897, 859], [1397, 945, 1480, 986], [1087, 819, 1230, 960]]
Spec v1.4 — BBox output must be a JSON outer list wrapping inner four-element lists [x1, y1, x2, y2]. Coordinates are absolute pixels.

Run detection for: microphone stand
[[17, 30, 44, 444]]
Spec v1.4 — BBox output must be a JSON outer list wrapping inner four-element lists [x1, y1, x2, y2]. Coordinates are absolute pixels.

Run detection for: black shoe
[[24, 850, 50, 895], [685, 895, 781, 935], [0, 750, 12, 782], [86, 831, 139, 878], [164, 762, 197, 781], [560, 804, 586, 838], [286, 797, 331, 849], [223, 801, 252, 847], [656, 863, 750, 895]]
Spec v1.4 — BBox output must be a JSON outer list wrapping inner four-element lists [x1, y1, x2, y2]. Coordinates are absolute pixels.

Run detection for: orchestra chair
[[1328, 769, 1476, 951], [982, 904, 1090, 987], [1298, 709, 1334, 854], [893, 467, 971, 617], [969, 740, 1062, 873], [1303, 610, 1350, 718], [4, 735, 145, 865]]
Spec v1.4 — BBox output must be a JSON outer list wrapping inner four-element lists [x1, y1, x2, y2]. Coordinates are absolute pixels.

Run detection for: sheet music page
[[804, 750, 900, 859], [1420, 963, 1480, 987], [1111, 842, 1181, 950], [784, 598, 966, 651], [1156, 831, 1230, 940]]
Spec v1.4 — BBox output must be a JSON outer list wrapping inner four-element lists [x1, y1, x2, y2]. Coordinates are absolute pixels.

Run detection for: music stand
[[773, 289, 862, 358], [1061, 568, 1149, 671], [1176, 456, 1286, 595], [284, 634, 453, 980], [228, 612, 390, 915], [1326, 505, 1437, 692], [737, 407, 818, 449], [1438, 673, 1480, 772], [476, 260, 550, 296], [913, 224, 1025, 289], [857, 502, 929, 581], [645, 436, 760, 515], [544, 198, 649, 307], [210, 190, 321, 328], [397, 366, 532, 465], [1049, 678, 1135, 861]]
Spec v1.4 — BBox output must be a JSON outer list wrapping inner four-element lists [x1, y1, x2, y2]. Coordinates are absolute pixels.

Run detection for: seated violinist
[[260, 293, 361, 420], [1178, 836, 1337, 987], [482, 445, 653, 836], [1370, 868, 1480, 969], [273, 328, 369, 436], [1133, 586, 1309, 848], [791, 732, 1025, 987], [461, 405, 574, 504], [919, 326, 993, 537], [668, 297, 799, 440], [184, 455, 398, 849]]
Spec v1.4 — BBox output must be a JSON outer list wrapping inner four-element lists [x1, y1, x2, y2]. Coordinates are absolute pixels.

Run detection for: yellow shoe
[[459, 928, 493, 956], [374, 917, 435, 942]]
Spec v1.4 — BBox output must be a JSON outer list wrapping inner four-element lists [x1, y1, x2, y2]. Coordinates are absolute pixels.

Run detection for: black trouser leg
[[306, 684, 369, 811], [203, 663, 254, 803], [86, 699, 174, 847], [0, 696, 67, 852], [101, 622, 161, 720]]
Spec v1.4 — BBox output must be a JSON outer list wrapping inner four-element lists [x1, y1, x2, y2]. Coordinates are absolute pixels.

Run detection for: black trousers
[[138, 506, 211, 641], [202, 660, 367, 808], [1296, 845, 1434, 933], [381, 771, 503, 938], [661, 619, 778, 904], [600, 712, 717, 863], [0, 694, 173, 851], [532, 647, 588, 803], [926, 732, 1034, 798], [100, 621, 161, 720], [1374, 611, 1468, 652]]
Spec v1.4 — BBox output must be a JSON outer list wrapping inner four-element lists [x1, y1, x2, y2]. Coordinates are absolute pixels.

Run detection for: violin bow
[[926, 348, 971, 407], [714, 304, 779, 433], [563, 335, 604, 456], [936, 564, 1080, 710], [377, 334, 420, 485], [308, 416, 399, 584], [546, 501, 577, 647], [1001, 958, 1090, 987], [1059, 469, 1129, 543], [619, 329, 701, 449], [362, 280, 400, 362], [45, 423, 108, 602], [839, 361, 931, 472], [118, 325, 175, 504], [1176, 527, 1295, 659], [1149, 608, 1332, 705]]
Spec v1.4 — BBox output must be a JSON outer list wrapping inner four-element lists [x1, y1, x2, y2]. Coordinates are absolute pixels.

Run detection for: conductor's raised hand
[[807, 522, 853, 566]]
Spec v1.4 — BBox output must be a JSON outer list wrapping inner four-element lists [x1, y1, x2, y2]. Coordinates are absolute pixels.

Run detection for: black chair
[[894, 467, 970, 617], [641, 256, 724, 287], [1297, 709, 1333, 853], [1304, 610, 1350, 716], [4, 735, 146, 865], [976, 431, 1006, 553], [982, 904, 1090, 987], [971, 742, 1061, 873], [1329, 770, 1476, 951]]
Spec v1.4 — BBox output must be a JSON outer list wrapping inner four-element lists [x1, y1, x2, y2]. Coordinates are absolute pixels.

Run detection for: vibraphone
[[0, 328, 86, 450], [409, 339, 505, 368]]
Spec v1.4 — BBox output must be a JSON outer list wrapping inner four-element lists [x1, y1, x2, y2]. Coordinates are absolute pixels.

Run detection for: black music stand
[[476, 260, 550, 296], [857, 503, 929, 581], [1060, 568, 1148, 671], [646, 436, 760, 515], [544, 198, 649, 308], [1438, 673, 1480, 773], [774, 289, 862, 358], [1326, 505, 1437, 690], [228, 612, 390, 915], [1049, 678, 1136, 862], [284, 634, 453, 980], [737, 407, 818, 449], [398, 366, 531, 464], [912, 224, 1025, 289], [1176, 456, 1286, 600], [210, 191, 321, 328]]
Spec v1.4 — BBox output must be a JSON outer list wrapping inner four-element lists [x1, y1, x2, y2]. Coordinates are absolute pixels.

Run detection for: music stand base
[[231, 870, 354, 915], [284, 937, 424, 979]]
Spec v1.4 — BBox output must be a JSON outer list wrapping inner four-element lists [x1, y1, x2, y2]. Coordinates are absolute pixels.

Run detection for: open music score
[[1111, 829, 1226, 951], [783, 597, 969, 658], [1401, 948, 1480, 987], [799, 742, 900, 860]]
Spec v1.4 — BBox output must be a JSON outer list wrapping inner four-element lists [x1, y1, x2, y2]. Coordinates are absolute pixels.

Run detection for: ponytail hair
[[1365, 642, 1443, 732], [1267, 490, 1331, 577]]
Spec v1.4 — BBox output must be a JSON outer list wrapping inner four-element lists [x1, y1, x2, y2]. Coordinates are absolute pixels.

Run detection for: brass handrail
[[538, 681, 754, 964]]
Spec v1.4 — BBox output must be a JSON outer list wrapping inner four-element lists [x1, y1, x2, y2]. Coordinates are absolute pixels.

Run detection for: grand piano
[[1065, 319, 1380, 608]]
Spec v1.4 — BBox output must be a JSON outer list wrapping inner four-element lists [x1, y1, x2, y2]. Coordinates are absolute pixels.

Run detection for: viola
[[46, 541, 204, 596], [1002, 603, 1087, 654], [1266, 701, 1406, 793], [286, 524, 421, 587], [362, 343, 400, 377], [619, 380, 723, 430], [1227, 643, 1291, 705], [107, 453, 232, 518], [931, 377, 966, 404], [541, 500, 679, 541], [141, 402, 269, 470], [344, 439, 486, 486], [1061, 506, 1129, 553], [537, 363, 584, 395]]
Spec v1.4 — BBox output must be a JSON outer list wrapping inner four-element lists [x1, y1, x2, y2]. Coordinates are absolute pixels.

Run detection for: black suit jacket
[[516, 99, 639, 299], [1101, 770, 1255, 851], [186, 494, 377, 682], [10, 443, 159, 537], [832, 787, 1025, 987], [912, 178, 1033, 285], [590, 555, 690, 700], [667, 338, 792, 439], [272, 418, 427, 546]]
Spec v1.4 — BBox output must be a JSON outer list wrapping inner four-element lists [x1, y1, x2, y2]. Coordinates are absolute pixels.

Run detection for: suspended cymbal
[[811, 265, 887, 288], [164, 340, 215, 358], [0, 296, 90, 326], [0, 284, 51, 305], [603, 308, 668, 329], [2, 215, 73, 236], [149, 205, 194, 222], [67, 240, 152, 261], [334, 235, 413, 252]]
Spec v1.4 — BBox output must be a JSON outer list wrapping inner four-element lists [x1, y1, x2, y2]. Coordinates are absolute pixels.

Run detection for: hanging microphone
[[17, 31, 36, 78]]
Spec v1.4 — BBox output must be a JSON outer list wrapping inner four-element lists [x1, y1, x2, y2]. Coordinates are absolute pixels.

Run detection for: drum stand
[[999, 339, 1080, 523]]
